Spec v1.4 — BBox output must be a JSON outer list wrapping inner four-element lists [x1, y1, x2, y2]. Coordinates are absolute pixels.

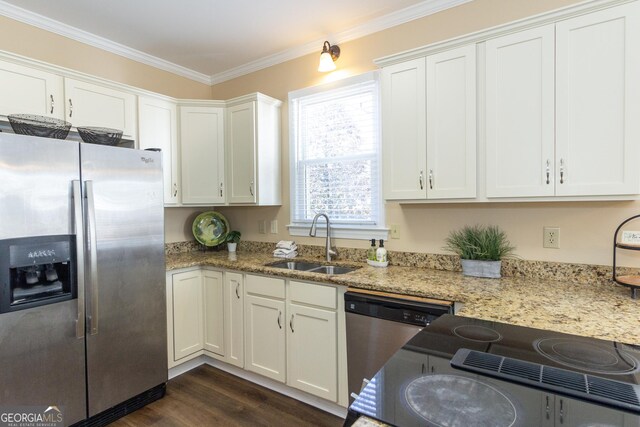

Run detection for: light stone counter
[[166, 251, 640, 345]]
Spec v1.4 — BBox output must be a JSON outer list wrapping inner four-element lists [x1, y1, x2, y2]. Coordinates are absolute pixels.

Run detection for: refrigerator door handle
[[72, 180, 86, 339], [85, 180, 99, 335]]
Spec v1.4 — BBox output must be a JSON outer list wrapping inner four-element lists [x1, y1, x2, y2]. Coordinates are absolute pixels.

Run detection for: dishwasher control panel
[[345, 291, 452, 327]]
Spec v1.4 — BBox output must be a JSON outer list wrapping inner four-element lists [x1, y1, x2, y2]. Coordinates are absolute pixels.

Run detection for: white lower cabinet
[[170, 269, 204, 362], [168, 269, 347, 405], [287, 293, 338, 400], [244, 293, 286, 382], [202, 270, 225, 357], [224, 272, 244, 368]]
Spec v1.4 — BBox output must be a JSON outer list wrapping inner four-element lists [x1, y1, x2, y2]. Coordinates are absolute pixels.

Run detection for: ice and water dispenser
[[0, 235, 76, 313]]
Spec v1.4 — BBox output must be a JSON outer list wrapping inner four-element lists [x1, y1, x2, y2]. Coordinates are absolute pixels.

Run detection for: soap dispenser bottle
[[367, 239, 377, 261], [376, 239, 387, 262]]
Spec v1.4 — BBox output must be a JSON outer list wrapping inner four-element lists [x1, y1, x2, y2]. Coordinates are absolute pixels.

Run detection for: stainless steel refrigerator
[[0, 133, 167, 426]]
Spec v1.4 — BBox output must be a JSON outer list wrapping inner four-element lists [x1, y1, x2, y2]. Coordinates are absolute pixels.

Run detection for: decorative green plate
[[192, 211, 230, 247]]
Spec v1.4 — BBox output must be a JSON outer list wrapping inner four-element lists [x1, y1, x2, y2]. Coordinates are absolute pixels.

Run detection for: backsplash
[[164, 240, 636, 287]]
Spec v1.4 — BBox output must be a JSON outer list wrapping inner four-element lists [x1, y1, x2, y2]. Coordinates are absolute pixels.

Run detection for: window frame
[[287, 71, 388, 240]]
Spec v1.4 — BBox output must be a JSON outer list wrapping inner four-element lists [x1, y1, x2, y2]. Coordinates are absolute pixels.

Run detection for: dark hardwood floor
[[110, 365, 343, 426]]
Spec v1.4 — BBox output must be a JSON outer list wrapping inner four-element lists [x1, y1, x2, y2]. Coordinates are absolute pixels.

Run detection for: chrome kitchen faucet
[[309, 213, 338, 262]]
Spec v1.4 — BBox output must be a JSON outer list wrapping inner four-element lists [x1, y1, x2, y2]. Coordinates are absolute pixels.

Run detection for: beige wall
[[0, 15, 211, 99], [203, 0, 640, 267], [4, 1, 635, 267]]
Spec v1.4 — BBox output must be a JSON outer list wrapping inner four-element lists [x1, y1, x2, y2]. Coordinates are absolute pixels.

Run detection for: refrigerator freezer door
[[80, 144, 167, 416], [0, 134, 87, 425]]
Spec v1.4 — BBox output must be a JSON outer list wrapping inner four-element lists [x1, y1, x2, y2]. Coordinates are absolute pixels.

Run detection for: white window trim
[[287, 71, 388, 241]]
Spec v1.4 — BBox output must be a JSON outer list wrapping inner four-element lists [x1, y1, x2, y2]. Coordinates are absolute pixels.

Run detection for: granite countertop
[[166, 251, 640, 345]]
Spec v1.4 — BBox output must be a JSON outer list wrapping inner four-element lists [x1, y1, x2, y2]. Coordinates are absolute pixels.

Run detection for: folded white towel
[[273, 251, 298, 259], [273, 246, 297, 256], [276, 240, 296, 250]]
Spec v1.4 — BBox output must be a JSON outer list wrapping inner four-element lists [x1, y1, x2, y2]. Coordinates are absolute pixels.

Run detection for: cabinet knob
[[419, 171, 424, 190], [428, 169, 434, 190]]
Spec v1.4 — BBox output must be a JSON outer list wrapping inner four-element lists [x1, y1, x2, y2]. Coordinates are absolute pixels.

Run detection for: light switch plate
[[390, 224, 400, 239], [258, 220, 267, 234], [270, 220, 278, 234]]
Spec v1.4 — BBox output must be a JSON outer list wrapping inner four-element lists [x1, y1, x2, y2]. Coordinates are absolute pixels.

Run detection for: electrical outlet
[[543, 227, 560, 249], [390, 224, 400, 239], [270, 220, 278, 234], [258, 220, 267, 234]]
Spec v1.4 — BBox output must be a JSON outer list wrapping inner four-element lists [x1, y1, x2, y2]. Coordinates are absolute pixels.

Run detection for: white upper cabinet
[[226, 94, 282, 205], [555, 2, 640, 196], [426, 45, 477, 199], [485, 25, 555, 198], [138, 96, 179, 205], [0, 60, 64, 120], [64, 78, 137, 138], [179, 105, 225, 205], [382, 58, 427, 200]]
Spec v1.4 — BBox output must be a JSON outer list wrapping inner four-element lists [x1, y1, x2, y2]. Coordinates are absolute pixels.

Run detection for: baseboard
[[168, 355, 348, 419], [168, 355, 208, 379]]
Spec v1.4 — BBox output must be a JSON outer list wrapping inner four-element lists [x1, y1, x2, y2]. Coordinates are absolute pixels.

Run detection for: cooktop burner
[[534, 338, 639, 375], [453, 324, 503, 342], [405, 375, 518, 427]]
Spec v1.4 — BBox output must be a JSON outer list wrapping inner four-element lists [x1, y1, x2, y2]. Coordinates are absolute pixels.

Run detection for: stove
[[346, 315, 640, 427]]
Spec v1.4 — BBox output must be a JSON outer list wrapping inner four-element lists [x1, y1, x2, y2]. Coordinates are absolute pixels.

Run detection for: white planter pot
[[461, 259, 501, 279], [227, 242, 237, 252]]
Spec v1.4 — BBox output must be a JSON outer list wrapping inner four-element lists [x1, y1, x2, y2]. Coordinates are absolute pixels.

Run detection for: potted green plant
[[443, 225, 516, 278], [226, 231, 241, 253]]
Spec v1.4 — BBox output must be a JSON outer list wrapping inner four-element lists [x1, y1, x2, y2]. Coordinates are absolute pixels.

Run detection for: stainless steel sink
[[308, 265, 355, 275], [266, 261, 357, 275], [267, 261, 324, 271]]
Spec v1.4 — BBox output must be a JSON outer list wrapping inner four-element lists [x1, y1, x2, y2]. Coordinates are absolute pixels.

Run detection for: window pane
[[300, 91, 376, 160], [290, 75, 381, 230], [302, 158, 376, 223]]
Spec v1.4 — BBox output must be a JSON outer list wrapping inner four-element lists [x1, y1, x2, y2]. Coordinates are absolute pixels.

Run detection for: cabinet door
[[426, 44, 476, 199], [179, 106, 225, 205], [203, 270, 224, 357], [556, 396, 625, 426], [64, 78, 137, 138], [172, 270, 203, 361], [227, 101, 257, 204], [556, 3, 640, 196], [244, 294, 286, 382], [0, 60, 64, 119], [138, 96, 179, 205], [485, 25, 555, 198], [286, 303, 337, 401], [382, 58, 427, 200], [224, 272, 244, 368]]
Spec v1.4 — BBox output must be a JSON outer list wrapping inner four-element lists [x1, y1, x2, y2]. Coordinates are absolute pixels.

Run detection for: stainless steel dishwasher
[[345, 290, 453, 404]]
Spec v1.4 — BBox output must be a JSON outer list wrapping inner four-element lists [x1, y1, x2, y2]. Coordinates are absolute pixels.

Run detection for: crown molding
[[0, 0, 212, 85], [0, 0, 471, 87], [210, 0, 472, 85]]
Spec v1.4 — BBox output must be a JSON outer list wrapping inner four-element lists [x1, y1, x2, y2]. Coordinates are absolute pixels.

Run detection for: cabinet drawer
[[246, 274, 285, 299], [289, 281, 336, 310]]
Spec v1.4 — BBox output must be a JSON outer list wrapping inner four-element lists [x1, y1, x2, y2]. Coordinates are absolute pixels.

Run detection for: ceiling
[[0, 0, 470, 84]]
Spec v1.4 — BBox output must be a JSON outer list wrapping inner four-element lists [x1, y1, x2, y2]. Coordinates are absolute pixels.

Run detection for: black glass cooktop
[[347, 315, 640, 427]]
